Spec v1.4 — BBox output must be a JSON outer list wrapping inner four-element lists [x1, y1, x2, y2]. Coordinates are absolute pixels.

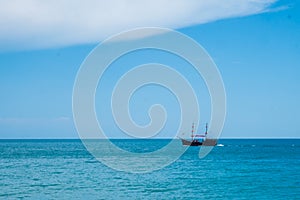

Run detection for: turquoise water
[[0, 139, 299, 199]]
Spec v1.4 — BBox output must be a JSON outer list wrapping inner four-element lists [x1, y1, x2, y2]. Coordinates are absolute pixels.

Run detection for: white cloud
[[0, 0, 278, 50]]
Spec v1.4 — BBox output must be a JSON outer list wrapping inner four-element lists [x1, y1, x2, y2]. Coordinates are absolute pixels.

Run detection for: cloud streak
[[0, 0, 278, 50]]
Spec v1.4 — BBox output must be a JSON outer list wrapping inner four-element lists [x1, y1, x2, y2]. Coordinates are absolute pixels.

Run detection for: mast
[[205, 123, 208, 135], [191, 123, 195, 140]]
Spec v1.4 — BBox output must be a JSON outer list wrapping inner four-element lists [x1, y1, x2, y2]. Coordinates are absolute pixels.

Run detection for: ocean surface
[[0, 139, 299, 199]]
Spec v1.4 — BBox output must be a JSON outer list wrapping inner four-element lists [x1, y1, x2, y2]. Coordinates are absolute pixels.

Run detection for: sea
[[0, 139, 299, 199]]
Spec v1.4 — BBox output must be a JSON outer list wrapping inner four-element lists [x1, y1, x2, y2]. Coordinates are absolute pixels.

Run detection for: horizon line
[[0, 137, 299, 140]]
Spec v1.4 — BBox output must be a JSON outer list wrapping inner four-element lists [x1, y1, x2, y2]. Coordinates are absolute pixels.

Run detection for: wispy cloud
[[0, 0, 279, 50]]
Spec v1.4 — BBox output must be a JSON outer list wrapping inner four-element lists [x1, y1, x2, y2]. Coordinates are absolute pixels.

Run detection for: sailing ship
[[180, 123, 217, 146]]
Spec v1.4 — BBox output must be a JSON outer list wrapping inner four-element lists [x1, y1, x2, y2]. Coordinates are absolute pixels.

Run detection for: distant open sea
[[0, 139, 299, 199]]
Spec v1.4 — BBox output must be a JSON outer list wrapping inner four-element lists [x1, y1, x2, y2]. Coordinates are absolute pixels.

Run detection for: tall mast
[[191, 123, 195, 140]]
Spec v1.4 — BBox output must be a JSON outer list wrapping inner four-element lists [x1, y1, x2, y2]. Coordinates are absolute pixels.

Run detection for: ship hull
[[180, 138, 217, 146], [181, 139, 202, 146]]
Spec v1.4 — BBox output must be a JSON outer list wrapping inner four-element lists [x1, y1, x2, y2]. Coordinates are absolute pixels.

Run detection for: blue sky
[[0, 0, 299, 138]]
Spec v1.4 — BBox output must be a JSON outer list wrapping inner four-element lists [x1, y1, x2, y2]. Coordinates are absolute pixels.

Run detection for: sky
[[0, 0, 299, 138]]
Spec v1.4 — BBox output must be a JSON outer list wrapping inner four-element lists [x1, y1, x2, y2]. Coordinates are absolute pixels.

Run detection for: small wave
[[144, 187, 177, 193], [217, 144, 224, 147], [84, 160, 98, 164]]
